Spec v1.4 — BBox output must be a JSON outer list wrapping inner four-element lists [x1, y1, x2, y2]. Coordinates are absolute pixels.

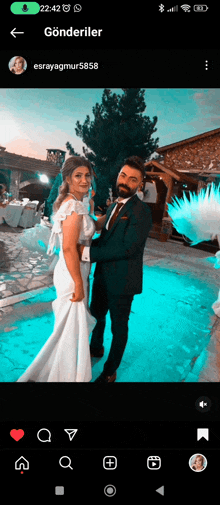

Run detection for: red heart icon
[[10, 429, 24, 441]]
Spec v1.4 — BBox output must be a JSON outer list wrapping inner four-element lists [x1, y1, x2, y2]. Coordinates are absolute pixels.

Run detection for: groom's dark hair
[[123, 156, 145, 181]]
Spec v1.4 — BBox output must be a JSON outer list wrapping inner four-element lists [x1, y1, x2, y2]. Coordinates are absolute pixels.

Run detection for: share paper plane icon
[[64, 429, 78, 441]]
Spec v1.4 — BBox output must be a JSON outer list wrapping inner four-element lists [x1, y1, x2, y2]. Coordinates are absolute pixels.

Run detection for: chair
[[33, 208, 42, 225], [26, 202, 37, 208], [0, 205, 6, 224], [32, 200, 40, 211], [18, 202, 37, 228]]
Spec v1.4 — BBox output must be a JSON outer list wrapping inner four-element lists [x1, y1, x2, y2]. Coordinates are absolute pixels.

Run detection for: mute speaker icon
[[195, 397, 211, 412], [199, 401, 207, 408]]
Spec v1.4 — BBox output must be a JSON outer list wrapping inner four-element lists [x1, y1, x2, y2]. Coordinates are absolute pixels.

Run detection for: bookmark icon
[[197, 428, 209, 441]]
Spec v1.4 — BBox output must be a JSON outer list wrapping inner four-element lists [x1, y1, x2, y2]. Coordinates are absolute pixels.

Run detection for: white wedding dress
[[17, 199, 97, 382]]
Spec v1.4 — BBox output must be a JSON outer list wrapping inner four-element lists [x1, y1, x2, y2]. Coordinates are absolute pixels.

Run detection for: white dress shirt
[[143, 182, 157, 203], [81, 193, 135, 262], [137, 190, 144, 200]]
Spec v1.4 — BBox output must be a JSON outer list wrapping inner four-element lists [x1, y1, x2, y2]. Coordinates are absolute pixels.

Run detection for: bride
[[16, 156, 106, 382]]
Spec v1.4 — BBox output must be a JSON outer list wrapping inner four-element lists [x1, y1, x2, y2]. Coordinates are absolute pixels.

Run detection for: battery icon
[[193, 5, 209, 11]]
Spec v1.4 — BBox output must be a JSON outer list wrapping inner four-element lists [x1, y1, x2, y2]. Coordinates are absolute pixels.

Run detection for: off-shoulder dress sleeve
[[47, 199, 89, 256]]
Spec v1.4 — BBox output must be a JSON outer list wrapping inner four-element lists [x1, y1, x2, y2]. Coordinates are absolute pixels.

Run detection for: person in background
[[90, 188, 96, 214], [39, 201, 45, 214], [107, 183, 144, 204], [106, 198, 112, 207], [83, 183, 96, 216], [136, 185, 144, 200], [0, 184, 8, 206]]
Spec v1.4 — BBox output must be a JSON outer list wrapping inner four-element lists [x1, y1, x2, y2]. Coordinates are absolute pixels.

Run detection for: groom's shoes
[[93, 371, 117, 383], [90, 346, 104, 358]]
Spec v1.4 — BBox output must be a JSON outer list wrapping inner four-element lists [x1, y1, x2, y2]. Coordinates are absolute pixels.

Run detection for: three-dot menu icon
[[205, 60, 214, 70]]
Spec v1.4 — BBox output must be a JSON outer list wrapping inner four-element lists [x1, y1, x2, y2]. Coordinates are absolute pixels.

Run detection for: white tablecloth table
[[0, 202, 40, 228], [18, 207, 36, 228], [0, 203, 24, 227], [0, 207, 6, 224]]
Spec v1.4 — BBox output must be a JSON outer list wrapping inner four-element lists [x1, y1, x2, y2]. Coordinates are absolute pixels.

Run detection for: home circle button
[[104, 485, 116, 497]]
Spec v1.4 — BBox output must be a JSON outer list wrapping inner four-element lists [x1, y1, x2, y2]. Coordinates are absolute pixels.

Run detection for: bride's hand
[[70, 281, 85, 302], [76, 243, 85, 260]]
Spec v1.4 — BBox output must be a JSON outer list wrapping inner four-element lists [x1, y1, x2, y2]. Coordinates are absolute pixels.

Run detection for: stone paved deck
[[0, 221, 54, 309], [1, 223, 220, 382]]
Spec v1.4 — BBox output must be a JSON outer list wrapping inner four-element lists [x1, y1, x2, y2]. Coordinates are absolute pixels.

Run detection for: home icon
[[15, 456, 29, 470]]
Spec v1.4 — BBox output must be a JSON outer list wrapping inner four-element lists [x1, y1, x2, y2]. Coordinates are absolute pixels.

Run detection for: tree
[[74, 88, 159, 206], [45, 89, 160, 218], [65, 142, 81, 157], [44, 173, 62, 221]]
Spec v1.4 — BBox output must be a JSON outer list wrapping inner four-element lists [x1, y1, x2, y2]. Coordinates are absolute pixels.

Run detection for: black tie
[[108, 202, 124, 230]]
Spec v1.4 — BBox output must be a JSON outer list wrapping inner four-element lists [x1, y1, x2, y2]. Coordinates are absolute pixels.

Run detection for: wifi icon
[[181, 4, 191, 11]]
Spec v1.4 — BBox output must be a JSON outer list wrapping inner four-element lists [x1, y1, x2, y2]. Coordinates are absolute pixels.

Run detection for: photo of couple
[[16, 155, 152, 383]]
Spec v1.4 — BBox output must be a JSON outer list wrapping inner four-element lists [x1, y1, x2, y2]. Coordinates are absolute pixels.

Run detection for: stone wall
[[9, 169, 21, 199], [46, 149, 66, 168], [20, 171, 39, 183], [163, 133, 220, 172], [0, 169, 10, 189]]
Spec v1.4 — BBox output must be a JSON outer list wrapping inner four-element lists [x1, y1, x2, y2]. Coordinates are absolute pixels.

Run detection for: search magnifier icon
[[59, 456, 73, 470]]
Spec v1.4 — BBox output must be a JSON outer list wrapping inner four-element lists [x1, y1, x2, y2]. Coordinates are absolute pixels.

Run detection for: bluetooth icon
[[159, 4, 165, 12]]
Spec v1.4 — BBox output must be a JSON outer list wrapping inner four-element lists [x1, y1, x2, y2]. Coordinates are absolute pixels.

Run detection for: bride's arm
[[89, 199, 106, 231], [62, 211, 83, 284], [90, 213, 107, 231]]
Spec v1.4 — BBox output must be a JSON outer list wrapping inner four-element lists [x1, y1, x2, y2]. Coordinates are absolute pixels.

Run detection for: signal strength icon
[[167, 5, 178, 11], [181, 4, 191, 11]]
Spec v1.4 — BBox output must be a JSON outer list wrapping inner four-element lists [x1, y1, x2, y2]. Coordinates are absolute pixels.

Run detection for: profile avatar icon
[[9, 56, 27, 75], [189, 454, 207, 472]]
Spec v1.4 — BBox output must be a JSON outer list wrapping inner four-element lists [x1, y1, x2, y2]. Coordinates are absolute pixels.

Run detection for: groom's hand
[[77, 243, 85, 259]]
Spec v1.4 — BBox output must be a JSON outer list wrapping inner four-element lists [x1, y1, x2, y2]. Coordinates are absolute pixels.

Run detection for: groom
[[78, 156, 153, 382]]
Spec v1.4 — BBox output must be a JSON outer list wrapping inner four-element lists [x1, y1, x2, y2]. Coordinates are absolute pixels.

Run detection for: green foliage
[[45, 89, 160, 217], [65, 143, 80, 157], [74, 88, 159, 206], [44, 173, 62, 220]]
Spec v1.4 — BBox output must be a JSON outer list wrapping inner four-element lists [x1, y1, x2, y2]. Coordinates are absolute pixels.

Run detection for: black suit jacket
[[90, 194, 152, 295]]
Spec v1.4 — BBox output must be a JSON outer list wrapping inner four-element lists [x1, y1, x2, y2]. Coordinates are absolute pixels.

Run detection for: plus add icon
[[103, 456, 117, 470]]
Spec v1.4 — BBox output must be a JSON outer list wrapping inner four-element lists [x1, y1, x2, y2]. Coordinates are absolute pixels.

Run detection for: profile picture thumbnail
[[189, 454, 207, 472], [9, 56, 27, 75]]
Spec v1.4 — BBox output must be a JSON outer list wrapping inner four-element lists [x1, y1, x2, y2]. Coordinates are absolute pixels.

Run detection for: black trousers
[[90, 277, 134, 375]]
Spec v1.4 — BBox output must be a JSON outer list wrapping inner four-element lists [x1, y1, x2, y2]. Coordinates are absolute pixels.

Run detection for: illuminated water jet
[[167, 183, 220, 247]]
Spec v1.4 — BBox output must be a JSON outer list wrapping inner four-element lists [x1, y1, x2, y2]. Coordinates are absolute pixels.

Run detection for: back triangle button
[[156, 486, 164, 496]]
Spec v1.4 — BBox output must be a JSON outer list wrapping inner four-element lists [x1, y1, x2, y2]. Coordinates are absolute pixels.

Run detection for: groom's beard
[[116, 185, 136, 199]]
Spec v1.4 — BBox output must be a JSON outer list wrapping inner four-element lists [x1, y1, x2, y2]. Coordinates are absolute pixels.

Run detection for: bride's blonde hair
[[53, 156, 93, 213]]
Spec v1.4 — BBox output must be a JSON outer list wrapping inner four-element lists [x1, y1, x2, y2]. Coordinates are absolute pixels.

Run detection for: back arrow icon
[[11, 28, 24, 38], [156, 486, 164, 496]]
